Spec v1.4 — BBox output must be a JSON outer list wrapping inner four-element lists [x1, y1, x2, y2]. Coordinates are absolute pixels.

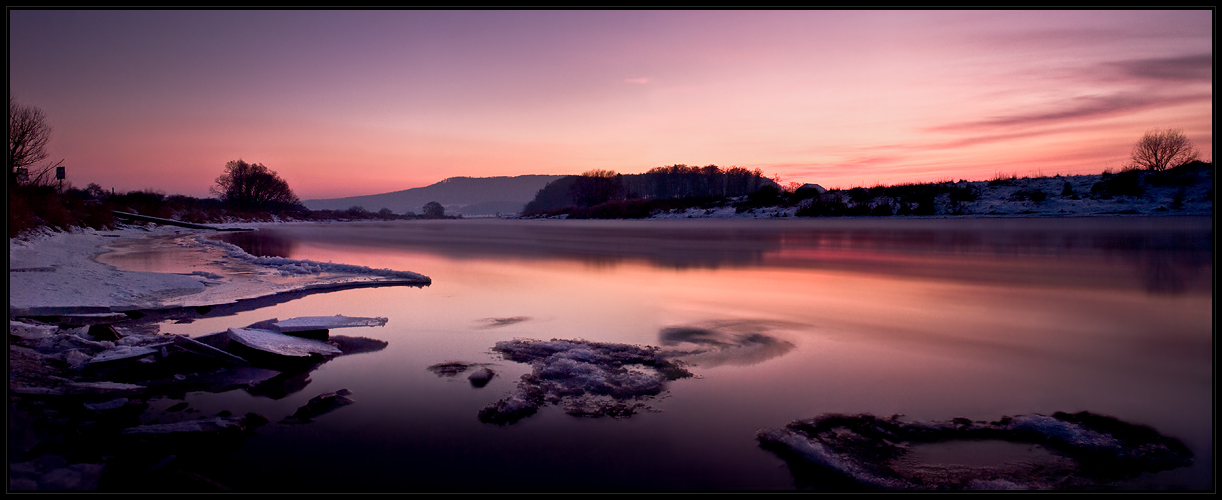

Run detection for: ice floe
[[757, 412, 1194, 490], [226, 328, 343, 358], [271, 315, 389, 333], [475, 339, 693, 424]]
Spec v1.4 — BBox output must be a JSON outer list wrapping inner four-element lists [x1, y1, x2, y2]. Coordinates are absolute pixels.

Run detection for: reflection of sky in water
[[105, 218, 1210, 490]]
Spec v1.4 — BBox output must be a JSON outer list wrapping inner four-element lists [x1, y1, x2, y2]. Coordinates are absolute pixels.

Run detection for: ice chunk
[[227, 328, 342, 358], [9, 321, 58, 340], [271, 315, 389, 333], [475, 338, 692, 424], [86, 345, 164, 364], [65, 381, 146, 395]]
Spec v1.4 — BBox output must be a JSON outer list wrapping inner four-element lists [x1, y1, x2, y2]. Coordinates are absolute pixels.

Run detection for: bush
[[567, 199, 654, 219], [1091, 170, 1145, 199]]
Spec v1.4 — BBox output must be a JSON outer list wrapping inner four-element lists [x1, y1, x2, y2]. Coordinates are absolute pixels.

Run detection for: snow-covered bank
[[646, 168, 1213, 219], [9, 225, 430, 317]]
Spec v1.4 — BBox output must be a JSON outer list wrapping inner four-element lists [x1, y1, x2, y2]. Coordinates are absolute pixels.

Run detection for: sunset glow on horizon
[[9, 10, 1212, 200]]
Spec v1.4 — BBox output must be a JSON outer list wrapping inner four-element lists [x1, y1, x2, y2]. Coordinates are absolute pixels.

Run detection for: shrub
[[1091, 170, 1145, 199]]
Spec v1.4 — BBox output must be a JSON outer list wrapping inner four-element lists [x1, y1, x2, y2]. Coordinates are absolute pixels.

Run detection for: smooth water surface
[[108, 217, 1212, 490]]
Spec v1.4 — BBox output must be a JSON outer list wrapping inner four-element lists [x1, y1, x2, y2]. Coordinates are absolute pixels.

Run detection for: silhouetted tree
[[211, 160, 301, 211], [1130, 129, 1199, 172], [9, 95, 57, 186], [423, 201, 445, 218]]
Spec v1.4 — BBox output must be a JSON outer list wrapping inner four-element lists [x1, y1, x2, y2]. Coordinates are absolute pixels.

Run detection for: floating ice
[[757, 412, 1194, 490], [226, 328, 343, 358], [476, 338, 692, 424], [200, 237, 430, 281], [272, 315, 389, 333]]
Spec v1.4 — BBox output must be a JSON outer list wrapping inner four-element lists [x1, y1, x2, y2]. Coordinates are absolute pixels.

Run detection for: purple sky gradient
[[9, 10, 1212, 199]]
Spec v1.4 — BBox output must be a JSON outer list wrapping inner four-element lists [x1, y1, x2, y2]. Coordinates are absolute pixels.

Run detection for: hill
[[302, 175, 566, 216]]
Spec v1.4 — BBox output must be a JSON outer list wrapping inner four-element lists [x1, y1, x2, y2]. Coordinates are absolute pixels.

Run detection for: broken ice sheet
[[271, 315, 388, 333], [474, 338, 693, 425], [756, 411, 1194, 490], [226, 328, 342, 358]]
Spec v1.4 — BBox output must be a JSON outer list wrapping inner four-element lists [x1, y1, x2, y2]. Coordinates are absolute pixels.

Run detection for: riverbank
[[9, 225, 430, 317]]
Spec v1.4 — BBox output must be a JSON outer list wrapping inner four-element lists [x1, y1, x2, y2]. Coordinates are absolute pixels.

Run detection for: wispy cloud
[[623, 77, 650, 84], [1110, 53, 1212, 82], [928, 91, 1209, 133]]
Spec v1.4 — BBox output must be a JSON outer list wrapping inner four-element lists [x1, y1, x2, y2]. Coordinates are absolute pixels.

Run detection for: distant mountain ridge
[[303, 175, 567, 216]]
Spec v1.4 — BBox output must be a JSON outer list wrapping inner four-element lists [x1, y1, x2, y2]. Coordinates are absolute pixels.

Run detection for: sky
[[8, 10, 1213, 200]]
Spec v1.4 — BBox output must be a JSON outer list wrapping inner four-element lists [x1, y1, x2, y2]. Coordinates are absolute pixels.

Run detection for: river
[[100, 217, 1213, 490]]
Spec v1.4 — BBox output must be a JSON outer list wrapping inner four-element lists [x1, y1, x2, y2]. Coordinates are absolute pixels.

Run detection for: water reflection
[[658, 320, 799, 367], [83, 217, 1210, 490], [237, 218, 1211, 296], [213, 230, 297, 258]]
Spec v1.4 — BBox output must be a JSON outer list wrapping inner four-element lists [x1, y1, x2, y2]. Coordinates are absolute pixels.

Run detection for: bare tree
[[1130, 129, 1199, 172], [211, 160, 301, 211], [9, 95, 54, 185]]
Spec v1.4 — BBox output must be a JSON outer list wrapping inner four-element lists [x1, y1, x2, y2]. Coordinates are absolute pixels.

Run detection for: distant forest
[[523, 165, 776, 218]]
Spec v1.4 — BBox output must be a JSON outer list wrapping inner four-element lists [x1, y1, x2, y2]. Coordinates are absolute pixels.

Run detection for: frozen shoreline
[[9, 224, 430, 317]]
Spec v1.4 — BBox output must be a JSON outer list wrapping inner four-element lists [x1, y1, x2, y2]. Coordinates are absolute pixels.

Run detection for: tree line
[[522, 164, 774, 217]]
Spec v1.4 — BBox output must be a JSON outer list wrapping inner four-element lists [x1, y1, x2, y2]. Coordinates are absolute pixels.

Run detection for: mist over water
[[112, 217, 1210, 490]]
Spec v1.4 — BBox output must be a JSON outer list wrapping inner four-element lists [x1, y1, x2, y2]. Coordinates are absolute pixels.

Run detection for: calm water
[[112, 217, 1212, 490]]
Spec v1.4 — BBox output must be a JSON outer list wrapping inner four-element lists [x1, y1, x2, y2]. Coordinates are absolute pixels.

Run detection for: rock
[[282, 390, 354, 423], [468, 367, 495, 388], [86, 323, 122, 341]]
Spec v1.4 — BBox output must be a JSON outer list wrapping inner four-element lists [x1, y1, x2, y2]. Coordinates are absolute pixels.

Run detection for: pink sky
[[9, 10, 1212, 200]]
